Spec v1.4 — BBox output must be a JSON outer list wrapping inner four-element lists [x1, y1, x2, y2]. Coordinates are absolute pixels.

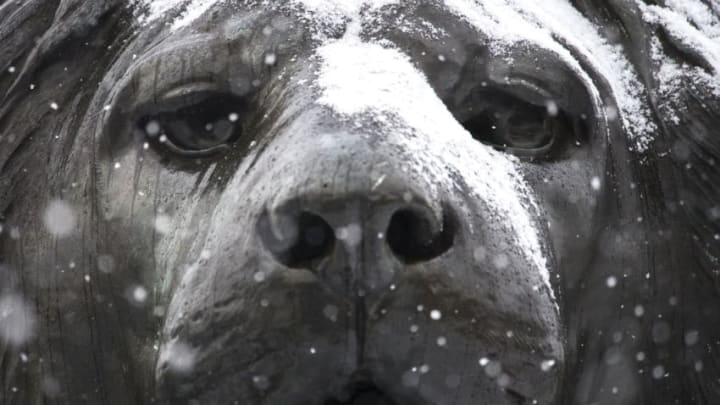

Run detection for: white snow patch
[[135, 0, 398, 30], [136, 0, 188, 24], [664, 0, 720, 40], [171, 0, 219, 30], [639, 2, 720, 122], [290, 0, 397, 26], [642, 3, 720, 70]]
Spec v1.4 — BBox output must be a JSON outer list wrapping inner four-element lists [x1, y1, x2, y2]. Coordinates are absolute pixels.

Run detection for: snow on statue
[[0, 1, 719, 404]]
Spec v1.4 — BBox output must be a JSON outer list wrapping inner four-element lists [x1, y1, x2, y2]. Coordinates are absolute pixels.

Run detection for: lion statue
[[1, 0, 719, 404]]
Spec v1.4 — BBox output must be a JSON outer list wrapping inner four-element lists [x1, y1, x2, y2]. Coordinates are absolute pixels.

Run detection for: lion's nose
[[256, 188, 456, 295]]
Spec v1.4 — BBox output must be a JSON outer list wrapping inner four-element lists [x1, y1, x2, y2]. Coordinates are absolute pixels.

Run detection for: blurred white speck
[[605, 106, 619, 121], [160, 340, 196, 374], [133, 286, 148, 303], [0, 294, 36, 346], [49, 102, 59, 110], [493, 254, 509, 269], [636, 351, 646, 362], [430, 309, 442, 320], [113, 162, 121, 169], [200, 249, 212, 260], [29, 84, 35, 90], [153, 306, 166, 317], [436, 336, 447, 346], [546, 100, 559, 116], [228, 112, 240, 122], [143, 142, 150, 150], [540, 359, 556, 372], [154, 215, 172, 235], [419, 364, 430, 374], [473, 246, 487, 262], [84, 274, 91, 283], [252, 375, 271, 391], [634, 305, 645, 317], [371, 174, 386, 191], [158, 134, 168, 143], [264, 53, 277, 66], [43, 200, 76, 237], [591, 176, 602, 191], [20, 353, 28, 362], [497, 373, 511, 388], [484, 361, 502, 378], [97, 254, 115, 274], [606, 276, 618, 288], [652, 365, 665, 379], [479, 357, 490, 367], [409, 324, 419, 333], [336, 223, 362, 246], [684, 330, 699, 346], [437, 54, 446, 62], [253, 272, 266, 282], [103, 105, 112, 111], [8, 66, 16, 73], [323, 304, 338, 322], [309, 347, 317, 354], [145, 120, 161, 137], [389, 284, 396, 291]]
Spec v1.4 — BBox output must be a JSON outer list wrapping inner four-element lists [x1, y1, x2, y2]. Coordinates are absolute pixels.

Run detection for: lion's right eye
[[138, 94, 246, 157]]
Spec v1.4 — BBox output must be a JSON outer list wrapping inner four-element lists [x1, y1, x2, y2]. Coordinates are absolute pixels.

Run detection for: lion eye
[[462, 92, 579, 159], [139, 94, 246, 157]]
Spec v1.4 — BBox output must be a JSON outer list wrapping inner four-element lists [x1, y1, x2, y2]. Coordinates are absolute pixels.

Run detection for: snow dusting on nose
[[314, 8, 554, 300]]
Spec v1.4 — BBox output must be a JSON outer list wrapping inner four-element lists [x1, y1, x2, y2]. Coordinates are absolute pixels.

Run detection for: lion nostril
[[386, 207, 455, 264], [258, 211, 335, 269]]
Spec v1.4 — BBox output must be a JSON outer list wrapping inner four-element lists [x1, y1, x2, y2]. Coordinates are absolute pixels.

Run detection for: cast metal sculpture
[[0, 1, 719, 404]]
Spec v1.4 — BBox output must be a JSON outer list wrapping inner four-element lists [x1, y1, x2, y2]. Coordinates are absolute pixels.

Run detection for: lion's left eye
[[139, 94, 246, 157], [461, 91, 580, 159]]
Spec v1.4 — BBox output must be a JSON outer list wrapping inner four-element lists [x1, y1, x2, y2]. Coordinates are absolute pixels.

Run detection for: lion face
[[90, 1, 617, 403], [2, 1, 719, 404]]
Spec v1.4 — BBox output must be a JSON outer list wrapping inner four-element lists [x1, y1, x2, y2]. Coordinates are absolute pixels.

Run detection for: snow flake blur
[[42, 199, 77, 237], [0, 294, 37, 346]]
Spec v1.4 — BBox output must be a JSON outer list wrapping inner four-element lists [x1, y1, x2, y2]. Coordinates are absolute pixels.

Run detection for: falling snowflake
[[0, 294, 37, 346], [42, 200, 76, 237]]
